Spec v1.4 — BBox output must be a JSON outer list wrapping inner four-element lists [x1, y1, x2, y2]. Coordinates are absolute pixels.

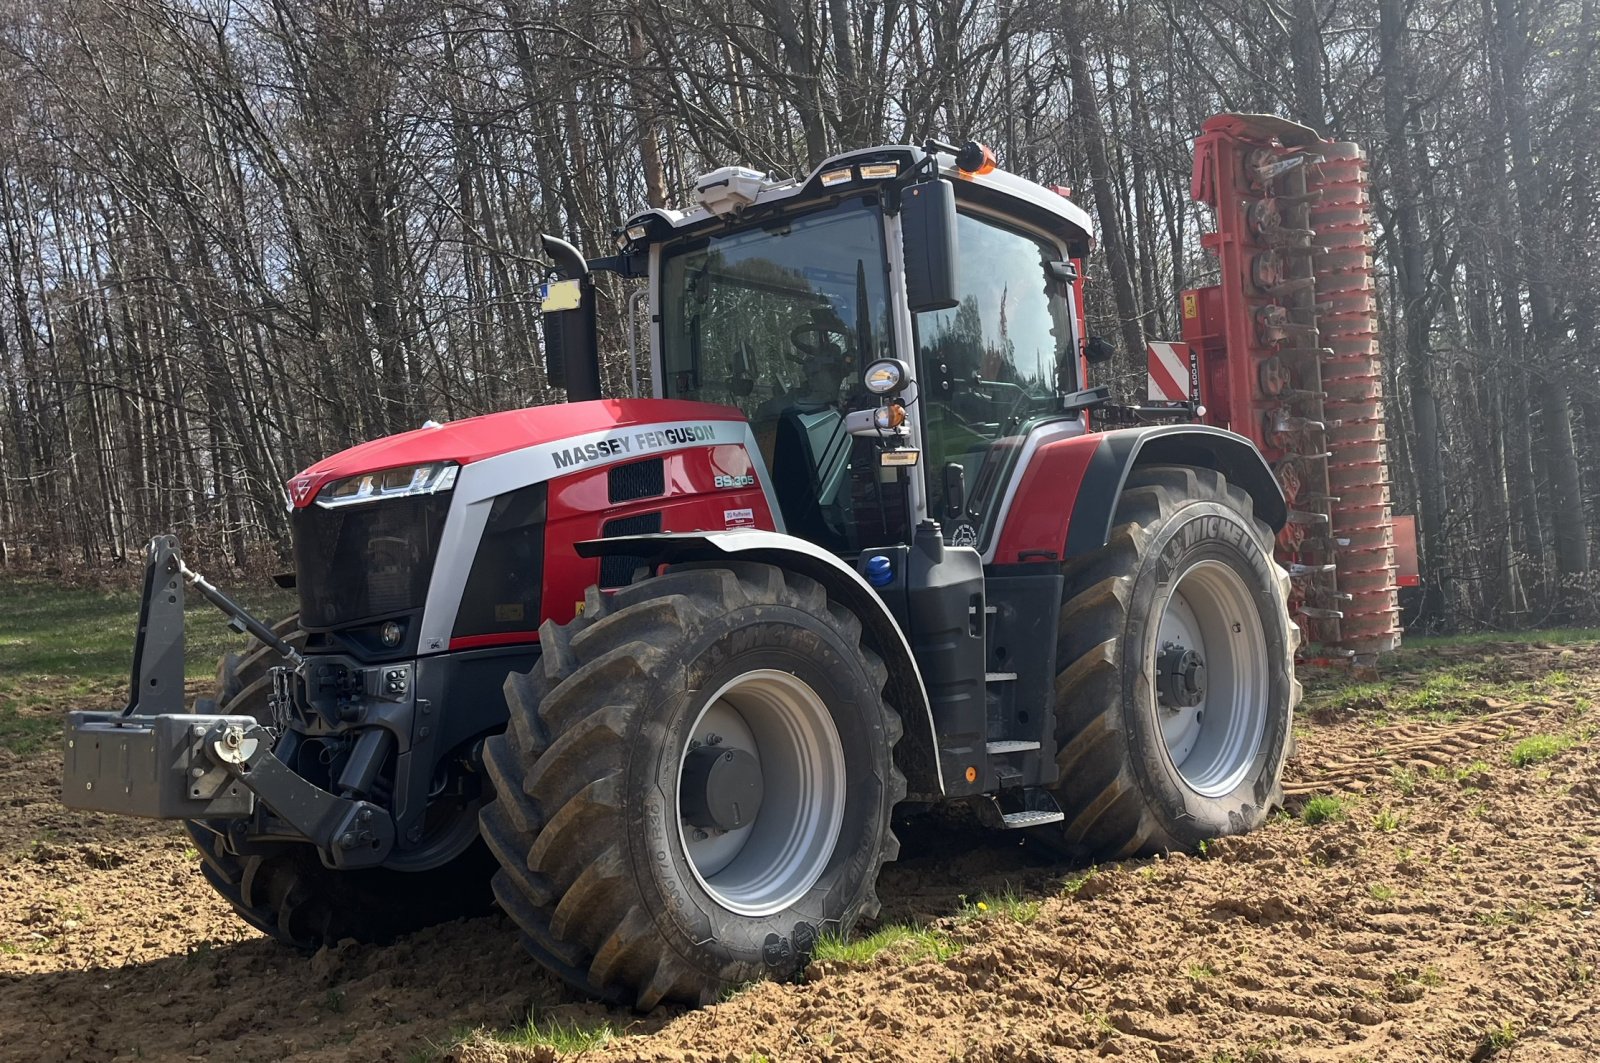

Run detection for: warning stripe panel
[[1146, 341, 1189, 402]]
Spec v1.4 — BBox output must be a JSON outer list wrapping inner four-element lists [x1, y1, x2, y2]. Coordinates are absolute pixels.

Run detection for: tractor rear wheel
[[1046, 464, 1300, 859], [186, 616, 496, 949], [479, 563, 904, 1009]]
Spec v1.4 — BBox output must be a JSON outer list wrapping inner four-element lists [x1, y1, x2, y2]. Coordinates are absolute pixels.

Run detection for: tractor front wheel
[[479, 563, 905, 1010], [1046, 464, 1300, 859]]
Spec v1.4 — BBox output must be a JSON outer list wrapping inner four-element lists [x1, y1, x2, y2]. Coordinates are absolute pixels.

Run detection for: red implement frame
[[1183, 114, 1403, 661]]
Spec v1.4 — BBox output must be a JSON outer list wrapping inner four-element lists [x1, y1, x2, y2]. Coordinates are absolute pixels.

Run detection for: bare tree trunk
[[1064, 5, 1145, 361]]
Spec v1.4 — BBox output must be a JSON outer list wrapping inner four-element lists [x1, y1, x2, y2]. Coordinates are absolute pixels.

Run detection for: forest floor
[[1, 580, 1598, 1062]]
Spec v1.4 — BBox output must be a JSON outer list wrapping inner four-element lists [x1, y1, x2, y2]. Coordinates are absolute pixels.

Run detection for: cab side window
[[914, 214, 1073, 544]]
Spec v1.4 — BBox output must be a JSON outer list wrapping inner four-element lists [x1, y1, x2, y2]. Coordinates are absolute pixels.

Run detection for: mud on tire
[[187, 615, 496, 949], [1045, 464, 1302, 860], [479, 563, 906, 1010]]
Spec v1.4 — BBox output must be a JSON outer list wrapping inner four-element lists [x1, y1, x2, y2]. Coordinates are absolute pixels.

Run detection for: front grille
[[608, 459, 665, 503], [292, 494, 451, 629], [599, 512, 661, 588]]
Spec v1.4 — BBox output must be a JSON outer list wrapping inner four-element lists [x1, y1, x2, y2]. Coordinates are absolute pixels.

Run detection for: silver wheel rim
[[1154, 560, 1270, 798], [676, 669, 846, 917]]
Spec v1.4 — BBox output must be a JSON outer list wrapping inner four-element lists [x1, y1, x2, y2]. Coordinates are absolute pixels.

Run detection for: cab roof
[[621, 144, 1095, 256]]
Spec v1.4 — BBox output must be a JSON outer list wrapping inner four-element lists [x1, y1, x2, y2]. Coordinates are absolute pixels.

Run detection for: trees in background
[[0, 0, 1594, 628]]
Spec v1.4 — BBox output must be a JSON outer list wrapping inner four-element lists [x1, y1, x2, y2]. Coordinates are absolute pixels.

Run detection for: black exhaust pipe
[[540, 234, 604, 402]]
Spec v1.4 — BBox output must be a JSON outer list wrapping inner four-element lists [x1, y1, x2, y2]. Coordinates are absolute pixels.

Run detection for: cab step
[[1001, 809, 1065, 828], [979, 788, 1064, 830]]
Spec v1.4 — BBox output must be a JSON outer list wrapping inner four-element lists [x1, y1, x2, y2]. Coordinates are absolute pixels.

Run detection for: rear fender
[[992, 425, 1284, 564], [1065, 425, 1286, 557], [575, 531, 943, 797]]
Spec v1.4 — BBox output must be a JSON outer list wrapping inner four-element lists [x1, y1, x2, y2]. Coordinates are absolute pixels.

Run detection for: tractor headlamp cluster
[[315, 462, 459, 509]]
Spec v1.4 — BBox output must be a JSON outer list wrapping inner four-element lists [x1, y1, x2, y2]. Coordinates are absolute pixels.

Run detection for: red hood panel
[[286, 399, 745, 505]]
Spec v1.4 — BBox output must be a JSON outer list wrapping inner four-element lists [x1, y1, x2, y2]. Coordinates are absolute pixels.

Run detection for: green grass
[[1299, 628, 1600, 725], [811, 923, 957, 965], [1481, 1018, 1520, 1054], [963, 885, 1042, 925], [1373, 809, 1402, 832], [1300, 794, 1346, 825], [498, 1014, 617, 1053], [1510, 733, 1574, 767], [0, 576, 294, 753], [1407, 628, 1600, 650]]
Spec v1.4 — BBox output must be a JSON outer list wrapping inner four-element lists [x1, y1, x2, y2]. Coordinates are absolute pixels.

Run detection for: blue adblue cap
[[864, 554, 894, 588]]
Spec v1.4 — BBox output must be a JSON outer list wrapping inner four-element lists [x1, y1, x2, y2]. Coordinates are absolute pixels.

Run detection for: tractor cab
[[568, 142, 1098, 560]]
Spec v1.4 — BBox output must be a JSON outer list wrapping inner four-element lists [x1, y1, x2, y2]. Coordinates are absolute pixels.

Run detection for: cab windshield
[[660, 197, 891, 412], [660, 197, 894, 549]]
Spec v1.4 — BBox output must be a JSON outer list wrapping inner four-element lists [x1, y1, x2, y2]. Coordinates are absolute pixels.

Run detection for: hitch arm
[[180, 561, 303, 665], [208, 721, 394, 869]]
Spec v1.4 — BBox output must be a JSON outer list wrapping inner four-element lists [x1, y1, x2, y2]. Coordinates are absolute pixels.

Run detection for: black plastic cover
[[452, 483, 548, 639], [293, 494, 451, 630]]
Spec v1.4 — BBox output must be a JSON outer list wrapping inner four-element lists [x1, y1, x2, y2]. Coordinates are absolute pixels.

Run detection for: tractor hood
[[286, 398, 742, 508]]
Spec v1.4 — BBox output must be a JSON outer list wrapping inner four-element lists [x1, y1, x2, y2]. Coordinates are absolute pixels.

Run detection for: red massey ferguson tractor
[[65, 114, 1405, 1008]]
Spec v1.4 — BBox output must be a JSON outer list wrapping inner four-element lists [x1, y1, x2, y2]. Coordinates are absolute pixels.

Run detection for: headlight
[[316, 462, 459, 509], [863, 358, 911, 395]]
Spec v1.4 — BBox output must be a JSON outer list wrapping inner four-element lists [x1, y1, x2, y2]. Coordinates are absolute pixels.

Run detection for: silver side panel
[[417, 418, 781, 652]]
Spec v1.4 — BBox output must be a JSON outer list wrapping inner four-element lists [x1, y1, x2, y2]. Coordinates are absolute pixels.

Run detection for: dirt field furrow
[[2, 637, 1596, 1062]]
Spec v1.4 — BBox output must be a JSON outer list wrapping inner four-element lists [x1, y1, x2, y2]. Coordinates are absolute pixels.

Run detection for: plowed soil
[[2, 640, 1597, 1063]]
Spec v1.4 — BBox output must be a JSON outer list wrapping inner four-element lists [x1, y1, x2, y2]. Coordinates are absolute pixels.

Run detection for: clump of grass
[[1397, 674, 1468, 714], [1481, 1018, 1520, 1054], [1300, 794, 1345, 825], [1186, 961, 1216, 981], [968, 885, 1041, 925], [502, 1014, 616, 1053], [1368, 883, 1395, 902], [1389, 966, 1442, 989], [812, 923, 956, 965], [1062, 866, 1098, 895], [1373, 809, 1402, 832], [1390, 766, 1417, 795], [1510, 734, 1573, 767]]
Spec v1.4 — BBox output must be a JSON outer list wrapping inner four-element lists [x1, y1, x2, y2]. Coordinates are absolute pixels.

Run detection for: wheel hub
[[680, 745, 765, 832], [1153, 559, 1270, 798], [1157, 642, 1207, 709], [675, 669, 846, 917]]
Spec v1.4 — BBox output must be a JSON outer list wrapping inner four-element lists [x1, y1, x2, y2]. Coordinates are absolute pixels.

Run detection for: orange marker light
[[955, 142, 998, 176], [965, 766, 978, 783]]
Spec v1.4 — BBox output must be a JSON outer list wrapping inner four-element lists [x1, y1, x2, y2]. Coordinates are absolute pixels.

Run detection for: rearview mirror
[[1084, 335, 1117, 364], [901, 179, 959, 314]]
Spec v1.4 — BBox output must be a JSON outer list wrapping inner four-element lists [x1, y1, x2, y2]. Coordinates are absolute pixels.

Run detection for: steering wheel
[[788, 308, 854, 363]]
